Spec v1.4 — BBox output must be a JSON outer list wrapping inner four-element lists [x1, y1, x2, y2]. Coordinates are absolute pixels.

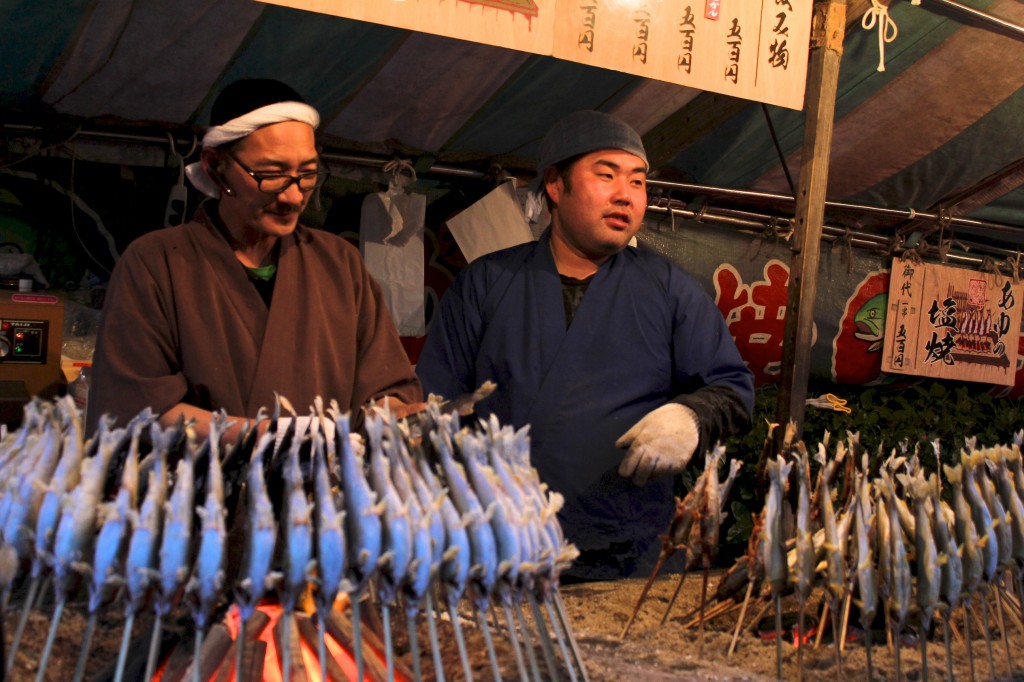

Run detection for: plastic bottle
[[69, 365, 90, 416]]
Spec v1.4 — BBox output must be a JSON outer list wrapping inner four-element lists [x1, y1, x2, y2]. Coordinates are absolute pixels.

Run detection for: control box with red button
[[0, 293, 65, 399], [0, 319, 49, 364]]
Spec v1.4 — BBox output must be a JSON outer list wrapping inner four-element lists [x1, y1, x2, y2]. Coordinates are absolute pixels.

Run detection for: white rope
[[383, 158, 417, 185], [862, 0, 899, 72]]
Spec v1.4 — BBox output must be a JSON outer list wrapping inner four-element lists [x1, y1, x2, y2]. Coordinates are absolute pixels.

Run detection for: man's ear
[[543, 166, 563, 205], [201, 148, 231, 195], [200, 147, 222, 177]]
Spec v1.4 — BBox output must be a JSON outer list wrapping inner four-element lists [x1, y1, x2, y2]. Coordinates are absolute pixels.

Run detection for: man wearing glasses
[[88, 79, 422, 440]]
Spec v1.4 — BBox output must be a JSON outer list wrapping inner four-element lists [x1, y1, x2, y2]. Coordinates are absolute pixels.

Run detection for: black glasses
[[224, 150, 329, 193]]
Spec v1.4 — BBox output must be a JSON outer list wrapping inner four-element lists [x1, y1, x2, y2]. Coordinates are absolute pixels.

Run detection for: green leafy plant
[[716, 378, 1024, 557]]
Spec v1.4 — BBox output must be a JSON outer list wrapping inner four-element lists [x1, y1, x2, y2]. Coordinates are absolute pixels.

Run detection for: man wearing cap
[[416, 110, 753, 581], [89, 79, 422, 439]]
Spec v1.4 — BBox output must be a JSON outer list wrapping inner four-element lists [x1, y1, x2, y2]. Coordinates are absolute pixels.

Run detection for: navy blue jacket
[[417, 229, 753, 579]]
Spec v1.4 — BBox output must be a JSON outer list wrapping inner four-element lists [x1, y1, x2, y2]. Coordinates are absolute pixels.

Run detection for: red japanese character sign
[[714, 259, 811, 387]]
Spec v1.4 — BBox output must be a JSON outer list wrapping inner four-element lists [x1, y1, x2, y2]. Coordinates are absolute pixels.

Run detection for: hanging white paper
[[447, 180, 536, 263]]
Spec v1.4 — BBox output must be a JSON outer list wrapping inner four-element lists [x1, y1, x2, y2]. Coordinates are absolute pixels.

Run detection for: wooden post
[[775, 0, 847, 439]]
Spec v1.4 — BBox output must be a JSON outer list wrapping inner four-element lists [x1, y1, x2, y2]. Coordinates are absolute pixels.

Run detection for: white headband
[[184, 101, 321, 198]]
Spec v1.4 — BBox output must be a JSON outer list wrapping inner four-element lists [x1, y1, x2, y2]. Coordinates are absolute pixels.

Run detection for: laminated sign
[[259, 0, 812, 110], [881, 259, 1024, 386]]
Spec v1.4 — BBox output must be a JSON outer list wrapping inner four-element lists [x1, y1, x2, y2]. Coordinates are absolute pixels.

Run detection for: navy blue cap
[[535, 110, 648, 185]]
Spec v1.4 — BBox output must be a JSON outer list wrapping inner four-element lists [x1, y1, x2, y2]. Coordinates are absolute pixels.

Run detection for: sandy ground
[[8, 571, 1024, 680], [563, 573, 1024, 682]]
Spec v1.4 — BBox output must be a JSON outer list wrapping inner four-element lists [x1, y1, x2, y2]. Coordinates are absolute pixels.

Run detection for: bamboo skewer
[[728, 581, 756, 657]]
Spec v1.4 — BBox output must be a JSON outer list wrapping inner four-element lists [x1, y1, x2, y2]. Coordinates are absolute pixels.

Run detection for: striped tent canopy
[[1, 0, 1022, 255]]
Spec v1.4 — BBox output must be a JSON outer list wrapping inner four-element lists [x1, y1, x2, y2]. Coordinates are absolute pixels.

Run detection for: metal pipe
[[647, 179, 1024, 232], [1, 123, 489, 179], [645, 203, 1018, 272], [925, 0, 1024, 38], [650, 203, 898, 248], [320, 151, 486, 179], [3, 121, 1022, 233], [702, 204, 1024, 258]]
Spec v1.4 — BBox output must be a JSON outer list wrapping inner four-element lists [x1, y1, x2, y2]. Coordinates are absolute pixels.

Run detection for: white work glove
[[616, 403, 700, 486]]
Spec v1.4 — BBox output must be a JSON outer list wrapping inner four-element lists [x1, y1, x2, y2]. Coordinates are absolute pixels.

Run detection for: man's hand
[[616, 403, 700, 485], [373, 396, 429, 421]]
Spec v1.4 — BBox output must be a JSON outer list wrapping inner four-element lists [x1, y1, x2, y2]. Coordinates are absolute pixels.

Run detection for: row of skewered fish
[[0, 394, 585, 682], [759, 432, 1024, 680], [629, 424, 1024, 681]]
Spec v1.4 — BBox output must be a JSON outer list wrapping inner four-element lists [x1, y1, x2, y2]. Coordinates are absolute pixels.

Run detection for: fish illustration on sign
[[853, 293, 888, 352], [832, 270, 889, 385]]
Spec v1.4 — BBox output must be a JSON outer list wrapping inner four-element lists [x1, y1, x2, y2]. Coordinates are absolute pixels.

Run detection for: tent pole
[[775, 0, 847, 441]]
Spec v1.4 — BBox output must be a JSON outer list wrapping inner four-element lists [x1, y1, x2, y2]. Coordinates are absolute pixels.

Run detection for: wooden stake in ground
[[981, 588, 997, 679], [994, 582, 1015, 676], [728, 580, 757, 658], [964, 602, 977, 682], [773, 0, 848, 439], [730, 511, 767, 657]]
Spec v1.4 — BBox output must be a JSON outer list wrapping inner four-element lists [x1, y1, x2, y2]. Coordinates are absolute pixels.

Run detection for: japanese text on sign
[[260, 0, 813, 110], [882, 261, 1024, 386]]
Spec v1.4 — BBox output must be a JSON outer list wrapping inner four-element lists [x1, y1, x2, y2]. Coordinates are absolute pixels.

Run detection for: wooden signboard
[[881, 259, 1024, 386], [258, 0, 811, 110]]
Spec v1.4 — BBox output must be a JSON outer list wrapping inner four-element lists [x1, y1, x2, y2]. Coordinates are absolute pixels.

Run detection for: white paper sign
[[447, 181, 536, 263]]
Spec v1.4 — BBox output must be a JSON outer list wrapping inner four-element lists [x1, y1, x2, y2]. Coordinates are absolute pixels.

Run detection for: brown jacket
[[88, 203, 421, 433]]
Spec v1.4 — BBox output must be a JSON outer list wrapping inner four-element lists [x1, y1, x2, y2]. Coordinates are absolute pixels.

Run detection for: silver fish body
[[945, 464, 984, 597], [124, 449, 167, 612], [157, 452, 195, 615], [701, 446, 724, 570], [794, 449, 815, 603], [3, 418, 61, 567], [366, 414, 412, 605], [855, 472, 878, 624], [989, 447, 1024, 562], [432, 426, 497, 603], [89, 430, 139, 612], [281, 437, 314, 611], [909, 476, 940, 624], [888, 482, 912, 626], [763, 456, 792, 596], [331, 409, 383, 595], [189, 426, 228, 630], [235, 434, 278, 621], [460, 432, 521, 586], [52, 428, 117, 598], [932, 496, 963, 613], [976, 455, 1013, 570], [32, 416, 84, 578], [875, 493, 892, 602], [961, 453, 1000, 581], [312, 434, 346, 610], [819, 457, 846, 600]]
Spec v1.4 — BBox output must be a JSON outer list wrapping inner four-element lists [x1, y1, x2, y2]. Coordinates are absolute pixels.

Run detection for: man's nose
[[611, 178, 633, 205], [277, 180, 306, 203]]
